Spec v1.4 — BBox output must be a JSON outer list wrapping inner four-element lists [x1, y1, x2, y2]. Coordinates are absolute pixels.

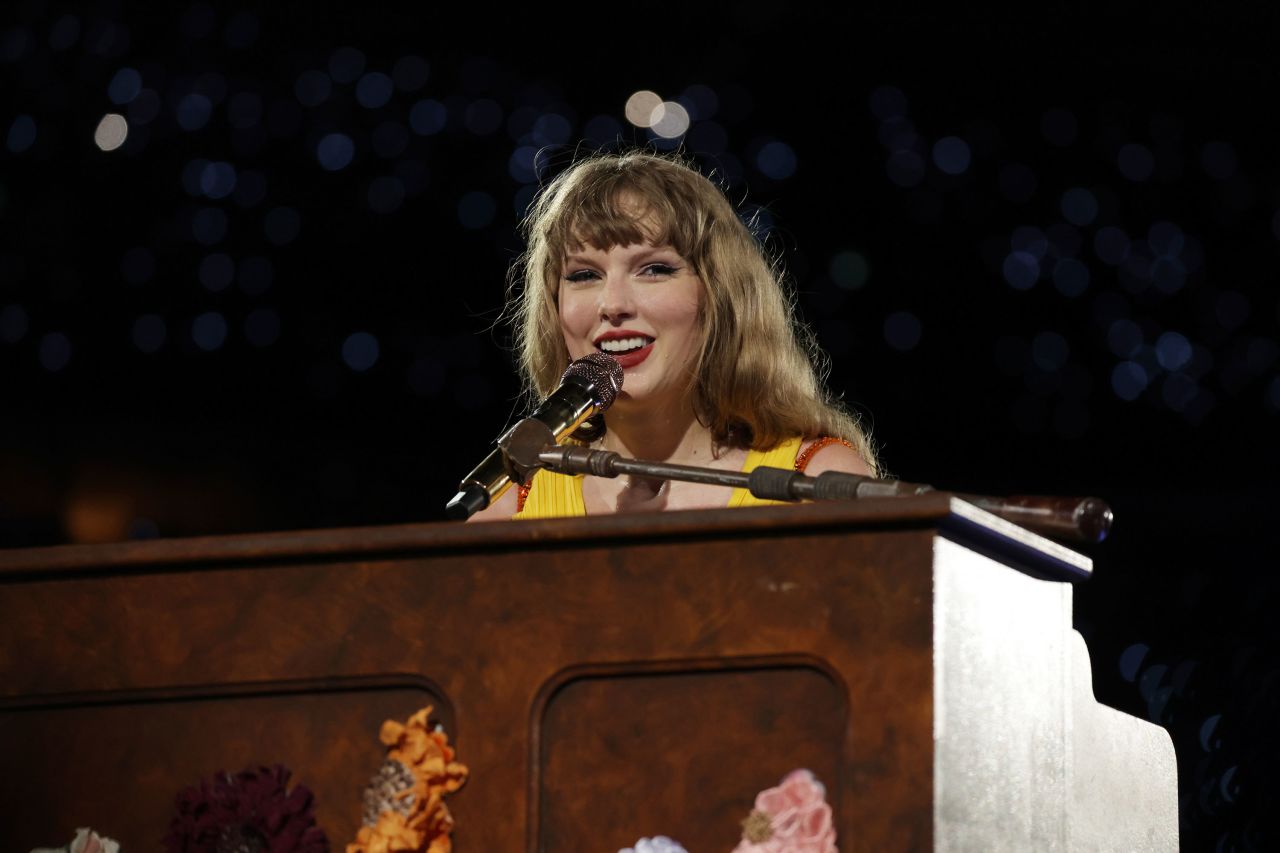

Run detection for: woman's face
[[558, 241, 703, 409]]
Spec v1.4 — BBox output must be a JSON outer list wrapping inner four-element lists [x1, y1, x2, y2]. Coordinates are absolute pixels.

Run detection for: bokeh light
[[7, 115, 36, 154], [329, 46, 366, 84], [884, 311, 922, 351], [830, 251, 869, 290], [343, 331, 380, 371], [93, 113, 128, 151], [931, 136, 971, 175], [108, 68, 142, 105], [625, 90, 662, 128], [39, 332, 71, 371], [192, 311, 228, 351], [316, 133, 355, 171], [651, 102, 690, 139], [356, 72, 394, 109], [0, 304, 28, 343], [756, 141, 796, 179]]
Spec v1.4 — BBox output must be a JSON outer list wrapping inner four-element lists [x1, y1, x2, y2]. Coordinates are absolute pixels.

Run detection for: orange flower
[[380, 707, 468, 795], [348, 706, 469, 853]]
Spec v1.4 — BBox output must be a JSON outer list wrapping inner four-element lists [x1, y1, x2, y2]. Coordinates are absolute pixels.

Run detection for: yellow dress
[[516, 436, 805, 519]]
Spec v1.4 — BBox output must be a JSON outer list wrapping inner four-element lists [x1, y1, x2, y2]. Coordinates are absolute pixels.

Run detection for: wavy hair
[[509, 151, 878, 474]]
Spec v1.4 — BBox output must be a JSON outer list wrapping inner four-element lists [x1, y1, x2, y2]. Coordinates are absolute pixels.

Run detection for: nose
[[598, 272, 634, 323]]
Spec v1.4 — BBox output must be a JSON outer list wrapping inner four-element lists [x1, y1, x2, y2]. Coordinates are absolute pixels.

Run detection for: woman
[[473, 151, 877, 520]]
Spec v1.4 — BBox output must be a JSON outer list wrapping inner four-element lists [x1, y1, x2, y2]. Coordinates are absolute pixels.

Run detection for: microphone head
[[561, 351, 624, 411]]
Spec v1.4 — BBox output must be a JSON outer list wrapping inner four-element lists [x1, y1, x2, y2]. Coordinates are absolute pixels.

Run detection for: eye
[[640, 262, 680, 277], [563, 269, 600, 284]]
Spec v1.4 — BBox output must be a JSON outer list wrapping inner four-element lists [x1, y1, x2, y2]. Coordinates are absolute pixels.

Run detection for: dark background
[[3, 3, 1278, 849]]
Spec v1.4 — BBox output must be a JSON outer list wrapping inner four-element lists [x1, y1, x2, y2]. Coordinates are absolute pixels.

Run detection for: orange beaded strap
[[794, 436, 854, 473]]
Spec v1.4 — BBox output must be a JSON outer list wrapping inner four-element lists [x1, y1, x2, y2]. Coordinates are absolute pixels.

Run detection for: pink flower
[[732, 769, 837, 853]]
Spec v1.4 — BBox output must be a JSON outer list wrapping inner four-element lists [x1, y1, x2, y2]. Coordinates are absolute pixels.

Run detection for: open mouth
[[596, 335, 654, 355]]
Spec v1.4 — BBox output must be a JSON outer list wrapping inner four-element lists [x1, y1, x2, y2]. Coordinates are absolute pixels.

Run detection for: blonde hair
[[510, 151, 879, 474]]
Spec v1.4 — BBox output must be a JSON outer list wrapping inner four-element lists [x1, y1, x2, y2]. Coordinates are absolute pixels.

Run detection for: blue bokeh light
[[343, 331, 380, 371], [39, 332, 72, 372], [200, 161, 237, 198], [108, 67, 142, 105], [0, 303, 28, 343], [409, 99, 447, 135], [1094, 226, 1131, 265], [1111, 361, 1149, 401], [757, 141, 797, 180], [356, 71, 394, 109], [931, 136, 971, 175], [533, 113, 572, 147], [1156, 331, 1192, 371], [1107, 318, 1143, 358], [176, 93, 213, 131], [7, 115, 36, 154], [884, 311, 922, 351], [869, 85, 908, 120], [1032, 331, 1070, 371], [192, 311, 228, 351], [583, 114, 623, 147], [1003, 251, 1040, 290], [316, 133, 355, 171], [329, 46, 366, 84], [1117, 143, 1155, 181], [1060, 187, 1098, 226], [1052, 258, 1089, 297]]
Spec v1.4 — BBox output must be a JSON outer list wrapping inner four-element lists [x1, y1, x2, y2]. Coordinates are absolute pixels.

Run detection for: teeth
[[599, 336, 651, 353]]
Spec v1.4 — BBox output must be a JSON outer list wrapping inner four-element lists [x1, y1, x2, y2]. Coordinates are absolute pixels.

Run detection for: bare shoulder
[[466, 485, 520, 522], [800, 439, 875, 477]]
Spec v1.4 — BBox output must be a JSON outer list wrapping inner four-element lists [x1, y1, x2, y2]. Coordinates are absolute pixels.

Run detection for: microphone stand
[[498, 420, 1113, 544]]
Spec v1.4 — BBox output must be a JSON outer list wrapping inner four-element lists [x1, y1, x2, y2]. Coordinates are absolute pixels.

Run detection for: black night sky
[[3, 3, 1279, 849]]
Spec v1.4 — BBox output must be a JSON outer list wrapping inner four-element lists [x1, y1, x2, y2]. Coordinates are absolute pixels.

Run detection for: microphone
[[445, 352, 624, 520]]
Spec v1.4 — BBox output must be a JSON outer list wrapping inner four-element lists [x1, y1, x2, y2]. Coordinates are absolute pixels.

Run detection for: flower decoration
[[163, 764, 328, 853], [347, 705, 469, 853], [29, 827, 121, 853], [732, 769, 837, 853], [618, 836, 688, 853]]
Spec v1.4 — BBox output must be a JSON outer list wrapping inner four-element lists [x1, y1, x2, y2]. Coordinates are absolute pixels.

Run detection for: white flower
[[619, 836, 689, 853], [29, 828, 120, 853]]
